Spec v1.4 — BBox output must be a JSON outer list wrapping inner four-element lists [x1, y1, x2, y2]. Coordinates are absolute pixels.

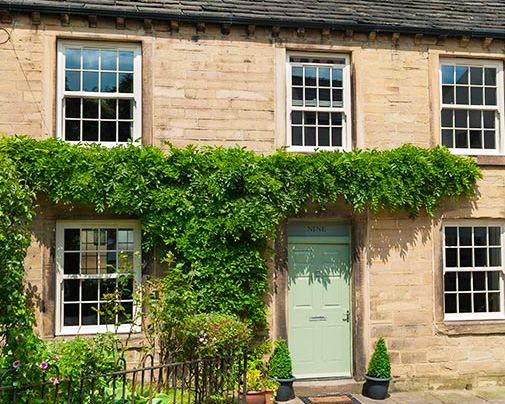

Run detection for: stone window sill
[[436, 321, 505, 335], [475, 155, 505, 166]]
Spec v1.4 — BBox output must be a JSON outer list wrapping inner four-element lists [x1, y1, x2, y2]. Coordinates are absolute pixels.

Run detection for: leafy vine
[[0, 136, 482, 333]]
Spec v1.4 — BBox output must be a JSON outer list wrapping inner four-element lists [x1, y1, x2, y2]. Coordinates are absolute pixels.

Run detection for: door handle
[[343, 310, 350, 322]]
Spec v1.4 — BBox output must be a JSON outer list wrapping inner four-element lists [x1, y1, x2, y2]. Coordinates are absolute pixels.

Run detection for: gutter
[[2, 1, 505, 40]]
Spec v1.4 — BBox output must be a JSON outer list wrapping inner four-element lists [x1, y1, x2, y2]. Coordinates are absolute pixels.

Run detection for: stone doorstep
[[293, 379, 363, 396]]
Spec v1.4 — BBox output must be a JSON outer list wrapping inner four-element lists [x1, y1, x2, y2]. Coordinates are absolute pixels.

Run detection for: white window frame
[[55, 220, 142, 335], [56, 40, 142, 146], [439, 58, 504, 155], [443, 221, 505, 321], [286, 52, 351, 152]]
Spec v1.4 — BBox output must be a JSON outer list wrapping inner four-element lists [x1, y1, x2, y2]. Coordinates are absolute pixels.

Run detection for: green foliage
[[366, 337, 391, 379], [268, 339, 293, 379], [178, 312, 252, 360], [0, 137, 482, 337]]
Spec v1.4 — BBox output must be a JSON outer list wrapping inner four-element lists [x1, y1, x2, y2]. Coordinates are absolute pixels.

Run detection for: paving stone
[[475, 387, 505, 403], [386, 392, 444, 404], [353, 394, 397, 404], [428, 390, 488, 404]]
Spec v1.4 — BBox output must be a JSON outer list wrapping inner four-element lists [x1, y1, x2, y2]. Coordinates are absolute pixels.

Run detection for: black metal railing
[[0, 352, 247, 404]]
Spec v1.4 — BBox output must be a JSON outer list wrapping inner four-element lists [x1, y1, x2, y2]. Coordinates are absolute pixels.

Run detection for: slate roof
[[1, 0, 505, 38]]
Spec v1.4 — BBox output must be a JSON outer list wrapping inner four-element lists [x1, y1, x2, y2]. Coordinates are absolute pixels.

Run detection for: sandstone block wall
[[4, 13, 505, 385]]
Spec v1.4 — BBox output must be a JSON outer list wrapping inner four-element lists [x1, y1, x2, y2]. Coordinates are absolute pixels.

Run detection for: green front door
[[288, 222, 351, 378]]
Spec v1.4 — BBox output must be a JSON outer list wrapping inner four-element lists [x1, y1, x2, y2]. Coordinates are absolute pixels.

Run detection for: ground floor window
[[444, 224, 504, 320], [55, 220, 141, 335]]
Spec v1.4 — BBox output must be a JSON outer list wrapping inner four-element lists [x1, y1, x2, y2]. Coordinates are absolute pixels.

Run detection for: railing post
[[242, 349, 248, 404]]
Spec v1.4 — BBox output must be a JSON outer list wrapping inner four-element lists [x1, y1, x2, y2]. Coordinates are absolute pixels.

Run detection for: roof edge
[[2, 1, 505, 40]]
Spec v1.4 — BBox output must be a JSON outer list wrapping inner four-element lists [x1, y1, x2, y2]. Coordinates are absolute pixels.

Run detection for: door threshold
[[295, 376, 354, 382]]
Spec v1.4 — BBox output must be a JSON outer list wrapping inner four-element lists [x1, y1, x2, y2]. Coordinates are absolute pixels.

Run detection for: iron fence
[[0, 352, 247, 404]]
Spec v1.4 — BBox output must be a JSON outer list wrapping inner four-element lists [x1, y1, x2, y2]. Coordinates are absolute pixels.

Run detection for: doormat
[[300, 394, 361, 404]]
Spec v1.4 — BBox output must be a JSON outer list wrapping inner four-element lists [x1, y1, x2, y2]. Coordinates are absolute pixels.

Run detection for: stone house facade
[[2, 0, 505, 389]]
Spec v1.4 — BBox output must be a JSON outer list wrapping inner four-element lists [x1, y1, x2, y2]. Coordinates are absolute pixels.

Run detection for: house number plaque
[[309, 315, 328, 321]]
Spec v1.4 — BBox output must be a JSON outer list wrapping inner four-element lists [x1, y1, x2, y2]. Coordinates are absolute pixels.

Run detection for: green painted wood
[[288, 239, 351, 378]]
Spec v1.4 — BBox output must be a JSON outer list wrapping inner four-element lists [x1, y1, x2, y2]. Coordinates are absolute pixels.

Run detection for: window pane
[[65, 120, 80, 141], [305, 112, 316, 125], [488, 272, 501, 290], [64, 228, 80, 250], [459, 227, 472, 246], [442, 86, 454, 104], [453, 130, 466, 146], [332, 69, 343, 87], [484, 131, 496, 149], [332, 89, 343, 107], [305, 67, 316, 86], [120, 278, 134, 299], [319, 112, 329, 126], [489, 292, 501, 312], [469, 110, 481, 128], [455, 87, 468, 105], [442, 65, 454, 84], [106, 229, 117, 250], [292, 127, 302, 146], [474, 293, 486, 312], [470, 67, 483, 85], [64, 280, 80, 302], [118, 122, 132, 142], [475, 248, 487, 267], [83, 121, 99, 142], [455, 110, 467, 128], [119, 51, 134, 72], [331, 112, 342, 125], [65, 48, 81, 69], [64, 304, 79, 326], [459, 271, 471, 290], [82, 304, 98, 325], [65, 71, 80, 91], [82, 280, 99, 301], [473, 271, 486, 290], [319, 68, 330, 87], [474, 227, 487, 246], [83, 98, 99, 118], [459, 293, 472, 312], [485, 68, 496, 85], [469, 130, 482, 149], [305, 88, 316, 106], [81, 252, 98, 274], [101, 99, 116, 119], [305, 127, 316, 146], [441, 130, 453, 147], [292, 67, 303, 86], [455, 66, 468, 84], [445, 248, 458, 267], [83, 49, 99, 70], [83, 71, 99, 92], [64, 252, 80, 274], [445, 227, 458, 246], [318, 89, 330, 107], [489, 227, 501, 245], [101, 72, 117, 93], [101, 121, 116, 142], [101, 50, 117, 71], [292, 111, 302, 125], [444, 272, 457, 291], [100, 279, 116, 299], [119, 73, 133, 93], [117, 99, 132, 119], [470, 87, 483, 105], [485, 88, 496, 106], [459, 249, 473, 267], [65, 98, 80, 118], [318, 127, 330, 147], [441, 109, 453, 127], [489, 248, 501, 266], [445, 294, 457, 313], [331, 128, 342, 147], [292, 87, 303, 106], [483, 111, 495, 128]]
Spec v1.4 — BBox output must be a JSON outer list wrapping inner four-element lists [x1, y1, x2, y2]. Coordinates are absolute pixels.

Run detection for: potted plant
[[268, 339, 296, 402], [246, 359, 279, 404], [363, 337, 392, 400]]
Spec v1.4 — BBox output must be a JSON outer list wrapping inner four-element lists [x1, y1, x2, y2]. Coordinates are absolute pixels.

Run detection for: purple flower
[[39, 362, 48, 370], [49, 377, 60, 385], [15, 333, 24, 343], [53, 354, 60, 361], [12, 360, 20, 369]]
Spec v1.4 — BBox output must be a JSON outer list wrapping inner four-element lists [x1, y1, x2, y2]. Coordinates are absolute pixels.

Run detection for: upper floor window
[[443, 224, 504, 321], [287, 54, 351, 152], [55, 220, 141, 335], [57, 41, 142, 145], [440, 59, 503, 154]]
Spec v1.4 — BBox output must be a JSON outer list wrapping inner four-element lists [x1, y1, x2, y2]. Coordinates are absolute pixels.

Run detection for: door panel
[[288, 240, 351, 378]]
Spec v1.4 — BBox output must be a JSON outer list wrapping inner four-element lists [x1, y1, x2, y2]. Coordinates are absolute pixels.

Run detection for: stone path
[[291, 386, 505, 404]]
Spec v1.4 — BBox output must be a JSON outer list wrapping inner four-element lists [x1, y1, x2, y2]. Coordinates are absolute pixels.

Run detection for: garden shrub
[[366, 337, 391, 379], [268, 339, 293, 379]]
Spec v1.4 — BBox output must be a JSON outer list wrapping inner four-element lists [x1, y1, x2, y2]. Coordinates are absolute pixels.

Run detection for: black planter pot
[[274, 376, 296, 402], [362, 374, 392, 400]]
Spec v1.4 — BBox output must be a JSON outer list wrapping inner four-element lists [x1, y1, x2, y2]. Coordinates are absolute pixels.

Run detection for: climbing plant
[[0, 136, 482, 331]]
